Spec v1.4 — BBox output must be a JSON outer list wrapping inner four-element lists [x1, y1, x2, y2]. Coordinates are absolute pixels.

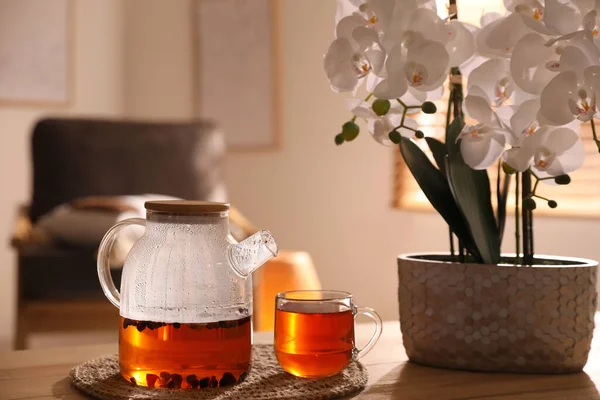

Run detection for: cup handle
[[353, 306, 383, 360], [97, 218, 146, 309]]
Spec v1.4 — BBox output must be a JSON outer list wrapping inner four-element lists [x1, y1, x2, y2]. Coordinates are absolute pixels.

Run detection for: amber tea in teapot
[[119, 316, 251, 388], [97, 201, 278, 388]]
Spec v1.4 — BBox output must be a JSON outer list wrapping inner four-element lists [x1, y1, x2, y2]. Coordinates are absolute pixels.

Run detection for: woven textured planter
[[398, 253, 598, 374]]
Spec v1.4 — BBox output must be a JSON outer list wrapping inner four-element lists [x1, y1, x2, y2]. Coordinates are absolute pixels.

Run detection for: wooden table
[[2, 321, 600, 399]]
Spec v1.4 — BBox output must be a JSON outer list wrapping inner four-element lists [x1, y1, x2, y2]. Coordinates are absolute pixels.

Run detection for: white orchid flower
[[446, 20, 477, 68], [502, 126, 585, 175], [508, 0, 546, 32], [373, 34, 450, 99], [336, 0, 396, 32], [335, 0, 394, 29], [346, 99, 415, 146], [477, 12, 531, 58], [511, 29, 599, 93], [509, 0, 581, 36], [459, 90, 511, 170], [338, 1, 456, 101], [581, 9, 600, 47], [539, 66, 600, 125], [404, 8, 475, 68], [372, 43, 408, 98], [505, 98, 544, 146], [543, 0, 582, 35], [542, 4, 600, 52], [467, 94, 542, 146], [406, 8, 450, 43], [324, 17, 386, 92], [469, 59, 515, 106], [458, 123, 509, 170], [382, 0, 424, 50], [510, 33, 557, 95], [404, 37, 450, 91], [463, 89, 499, 126]]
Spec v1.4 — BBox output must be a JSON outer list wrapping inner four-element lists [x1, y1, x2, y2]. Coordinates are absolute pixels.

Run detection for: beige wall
[[123, 0, 194, 119], [0, 0, 125, 350], [1, 0, 599, 350]]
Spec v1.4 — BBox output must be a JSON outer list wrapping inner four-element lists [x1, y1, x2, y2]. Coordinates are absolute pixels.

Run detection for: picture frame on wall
[[193, 0, 281, 151], [0, 0, 72, 106]]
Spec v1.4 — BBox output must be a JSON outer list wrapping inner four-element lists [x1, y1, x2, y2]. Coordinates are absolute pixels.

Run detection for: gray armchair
[[11, 117, 225, 349]]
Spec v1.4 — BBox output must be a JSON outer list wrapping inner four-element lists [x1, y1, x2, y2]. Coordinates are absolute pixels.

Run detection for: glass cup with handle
[[274, 290, 382, 378]]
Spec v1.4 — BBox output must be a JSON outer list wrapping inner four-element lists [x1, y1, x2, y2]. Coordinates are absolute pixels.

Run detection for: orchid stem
[[449, 228, 455, 260], [526, 170, 556, 204], [522, 172, 534, 265], [515, 172, 521, 263], [591, 119, 600, 151], [395, 98, 421, 109], [365, 93, 374, 102], [532, 194, 552, 202], [528, 170, 554, 181], [393, 107, 409, 132], [447, 0, 465, 262], [445, 91, 452, 131], [398, 125, 417, 132], [532, 177, 540, 195]]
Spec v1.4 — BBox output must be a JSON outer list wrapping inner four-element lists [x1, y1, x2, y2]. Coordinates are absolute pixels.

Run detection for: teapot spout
[[228, 230, 278, 277]]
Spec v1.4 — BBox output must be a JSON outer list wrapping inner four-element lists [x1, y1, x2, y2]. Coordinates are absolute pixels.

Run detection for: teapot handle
[[97, 218, 146, 308]]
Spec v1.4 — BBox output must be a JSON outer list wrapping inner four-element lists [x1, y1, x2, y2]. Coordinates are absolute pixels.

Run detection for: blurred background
[[0, 0, 599, 352]]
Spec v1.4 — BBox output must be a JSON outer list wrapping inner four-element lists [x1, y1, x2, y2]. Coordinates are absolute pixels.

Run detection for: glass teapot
[[97, 201, 278, 389]]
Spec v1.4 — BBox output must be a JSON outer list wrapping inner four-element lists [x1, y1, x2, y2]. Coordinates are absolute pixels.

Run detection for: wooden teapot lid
[[145, 200, 229, 214]]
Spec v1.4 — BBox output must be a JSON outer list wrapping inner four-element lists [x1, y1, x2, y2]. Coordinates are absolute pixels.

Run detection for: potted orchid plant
[[326, 0, 599, 374]]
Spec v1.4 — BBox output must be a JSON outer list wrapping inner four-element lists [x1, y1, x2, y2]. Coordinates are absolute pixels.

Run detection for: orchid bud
[[372, 99, 391, 116], [342, 121, 360, 141], [415, 130, 425, 139], [554, 175, 571, 185], [388, 130, 401, 144], [335, 133, 345, 145], [524, 198, 537, 210], [548, 200, 558, 209], [421, 101, 437, 114]]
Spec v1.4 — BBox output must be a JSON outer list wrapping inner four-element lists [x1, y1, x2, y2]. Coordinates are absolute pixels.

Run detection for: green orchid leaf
[[445, 116, 501, 265], [399, 137, 481, 261], [425, 137, 447, 177], [445, 116, 463, 157]]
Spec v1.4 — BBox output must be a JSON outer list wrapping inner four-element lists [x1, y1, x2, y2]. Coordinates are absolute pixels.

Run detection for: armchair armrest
[[11, 206, 32, 249], [11, 205, 52, 250]]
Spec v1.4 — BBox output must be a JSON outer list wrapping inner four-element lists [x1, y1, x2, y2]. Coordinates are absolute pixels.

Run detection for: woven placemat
[[70, 344, 368, 400]]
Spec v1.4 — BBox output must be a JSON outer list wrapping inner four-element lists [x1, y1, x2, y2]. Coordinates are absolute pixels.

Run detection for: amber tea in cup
[[274, 290, 382, 378]]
